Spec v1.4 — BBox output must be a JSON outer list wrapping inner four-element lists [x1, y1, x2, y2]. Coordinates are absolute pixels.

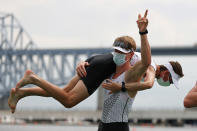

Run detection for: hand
[[102, 79, 122, 94], [76, 61, 90, 77], [137, 9, 148, 32]]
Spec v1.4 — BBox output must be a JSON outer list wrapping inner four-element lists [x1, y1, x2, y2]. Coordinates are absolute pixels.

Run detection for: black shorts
[[98, 122, 129, 131], [81, 53, 116, 95]]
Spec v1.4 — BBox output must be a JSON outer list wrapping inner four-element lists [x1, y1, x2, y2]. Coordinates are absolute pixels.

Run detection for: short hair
[[113, 36, 136, 51], [169, 61, 184, 77], [159, 65, 167, 71], [159, 61, 184, 78]]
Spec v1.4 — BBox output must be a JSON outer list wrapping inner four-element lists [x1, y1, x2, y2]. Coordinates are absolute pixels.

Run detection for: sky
[[1, 0, 197, 49]]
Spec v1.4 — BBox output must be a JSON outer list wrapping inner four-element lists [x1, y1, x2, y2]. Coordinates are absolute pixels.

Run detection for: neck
[[114, 62, 131, 76]]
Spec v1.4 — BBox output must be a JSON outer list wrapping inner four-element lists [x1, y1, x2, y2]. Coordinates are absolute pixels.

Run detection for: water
[[1, 125, 197, 131], [16, 55, 197, 111]]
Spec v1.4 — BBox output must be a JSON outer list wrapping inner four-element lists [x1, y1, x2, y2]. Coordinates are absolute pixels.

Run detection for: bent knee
[[64, 104, 74, 108], [63, 97, 75, 108]]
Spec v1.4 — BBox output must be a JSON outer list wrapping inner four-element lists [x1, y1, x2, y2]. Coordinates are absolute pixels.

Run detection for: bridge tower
[[0, 12, 36, 109]]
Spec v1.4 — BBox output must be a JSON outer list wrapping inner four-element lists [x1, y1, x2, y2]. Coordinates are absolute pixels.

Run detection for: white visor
[[164, 63, 181, 89], [113, 46, 132, 53]]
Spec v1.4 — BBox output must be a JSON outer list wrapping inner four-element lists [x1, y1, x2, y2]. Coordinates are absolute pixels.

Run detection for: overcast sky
[[1, 0, 197, 49]]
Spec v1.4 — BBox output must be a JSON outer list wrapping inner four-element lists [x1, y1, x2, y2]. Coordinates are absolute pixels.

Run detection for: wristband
[[139, 29, 148, 35], [121, 82, 126, 92]]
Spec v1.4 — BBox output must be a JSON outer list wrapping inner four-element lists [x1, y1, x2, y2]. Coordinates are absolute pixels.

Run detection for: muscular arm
[[184, 82, 197, 108], [102, 10, 152, 96], [102, 66, 155, 94], [125, 66, 155, 91], [125, 10, 151, 83]]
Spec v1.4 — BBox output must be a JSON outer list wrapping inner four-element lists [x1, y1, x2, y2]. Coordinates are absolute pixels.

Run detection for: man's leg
[[8, 70, 89, 113], [8, 86, 50, 113], [11, 74, 80, 98]]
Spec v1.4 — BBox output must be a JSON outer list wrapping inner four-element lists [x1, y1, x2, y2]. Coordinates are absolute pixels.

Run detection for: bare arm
[[102, 10, 152, 95], [140, 34, 151, 67], [138, 10, 151, 68], [125, 10, 151, 83], [102, 66, 155, 94], [184, 82, 197, 108], [125, 66, 155, 91], [61, 61, 90, 92]]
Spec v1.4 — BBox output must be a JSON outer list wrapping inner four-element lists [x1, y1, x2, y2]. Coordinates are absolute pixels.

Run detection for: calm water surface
[[1, 125, 197, 131]]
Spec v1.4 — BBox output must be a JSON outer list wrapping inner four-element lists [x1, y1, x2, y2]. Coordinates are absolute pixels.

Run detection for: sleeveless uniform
[[98, 72, 132, 131], [98, 52, 141, 131], [98, 53, 157, 131]]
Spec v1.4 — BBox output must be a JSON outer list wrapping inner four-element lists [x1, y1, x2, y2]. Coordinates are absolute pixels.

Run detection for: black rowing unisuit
[[81, 53, 116, 95]]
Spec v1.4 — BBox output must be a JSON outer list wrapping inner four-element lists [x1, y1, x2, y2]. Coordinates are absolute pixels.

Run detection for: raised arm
[[138, 10, 151, 67], [125, 10, 151, 83]]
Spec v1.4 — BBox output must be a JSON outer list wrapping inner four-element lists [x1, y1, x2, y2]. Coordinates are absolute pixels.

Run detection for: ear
[[129, 52, 134, 59], [126, 52, 134, 61]]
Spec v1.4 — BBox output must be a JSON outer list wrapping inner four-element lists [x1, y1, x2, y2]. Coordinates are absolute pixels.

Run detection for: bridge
[[0, 13, 197, 110]]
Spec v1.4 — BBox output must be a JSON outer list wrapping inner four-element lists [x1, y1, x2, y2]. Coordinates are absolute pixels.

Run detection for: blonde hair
[[114, 36, 136, 51]]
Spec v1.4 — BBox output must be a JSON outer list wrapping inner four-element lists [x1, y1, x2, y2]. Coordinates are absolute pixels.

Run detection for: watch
[[121, 82, 126, 92], [139, 29, 148, 35]]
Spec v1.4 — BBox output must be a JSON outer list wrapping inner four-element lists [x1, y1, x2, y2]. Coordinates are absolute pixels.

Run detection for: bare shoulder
[[147, 66, 156, 73], [145, 66, 156, 78], [125, 61, 143, 83]]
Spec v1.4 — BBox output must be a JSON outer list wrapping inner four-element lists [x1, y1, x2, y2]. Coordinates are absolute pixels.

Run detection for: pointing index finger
[[144, 9, 148, 18]]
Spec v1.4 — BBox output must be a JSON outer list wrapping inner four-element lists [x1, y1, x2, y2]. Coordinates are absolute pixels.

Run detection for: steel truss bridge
[[0, 13, 197, 109]]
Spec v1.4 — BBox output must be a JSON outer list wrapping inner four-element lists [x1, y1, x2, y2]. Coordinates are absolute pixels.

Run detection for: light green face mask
[[112, 52, 126, 66], [157, 78, 170, 86]]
